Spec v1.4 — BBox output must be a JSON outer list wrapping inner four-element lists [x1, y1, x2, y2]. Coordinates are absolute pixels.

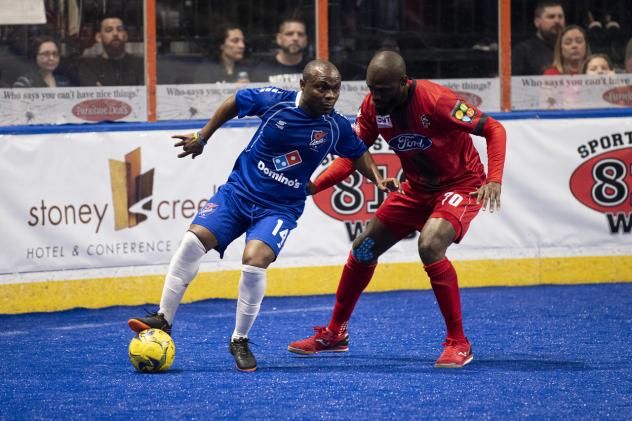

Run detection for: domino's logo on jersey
[[388, 134, 433, 152], [309, 130, 328, 151], [273, 150, 302, 171]]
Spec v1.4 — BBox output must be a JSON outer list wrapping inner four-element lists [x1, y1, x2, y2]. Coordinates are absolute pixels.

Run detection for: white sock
[[159, 231, 207, 324], [231, 265, 267, 341]]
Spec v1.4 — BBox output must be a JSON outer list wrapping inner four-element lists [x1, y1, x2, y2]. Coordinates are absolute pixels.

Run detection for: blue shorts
[[191, 184, 298, 258]]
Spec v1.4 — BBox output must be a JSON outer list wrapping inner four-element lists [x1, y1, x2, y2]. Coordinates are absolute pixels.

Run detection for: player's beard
[[103, 39, 126, 58], [282, 43, 303, 56], [542, 25, 562, 46]]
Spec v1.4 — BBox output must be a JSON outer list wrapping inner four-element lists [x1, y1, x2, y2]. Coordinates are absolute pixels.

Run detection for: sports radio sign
[[571, 134, 632, 234]]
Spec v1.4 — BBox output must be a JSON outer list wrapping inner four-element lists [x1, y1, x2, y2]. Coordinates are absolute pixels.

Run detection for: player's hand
[[173, 133, 205, 159], [376, 177, 402, 193], [470, 181, 501, 212]]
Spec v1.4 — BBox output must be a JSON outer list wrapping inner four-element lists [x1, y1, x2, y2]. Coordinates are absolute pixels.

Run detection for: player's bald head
[[367, 51, 407, 83], [302, 59, 341, 83], [365, 51, 408, 115], [299, 59, 341, 116]]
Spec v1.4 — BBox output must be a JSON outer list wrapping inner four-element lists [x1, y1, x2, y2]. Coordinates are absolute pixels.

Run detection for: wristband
[[193, 131, 207, 146]]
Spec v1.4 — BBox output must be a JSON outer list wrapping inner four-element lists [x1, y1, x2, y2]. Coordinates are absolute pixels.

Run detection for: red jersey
[[312, 79, 506, 196], [355, 79, 502, 193]]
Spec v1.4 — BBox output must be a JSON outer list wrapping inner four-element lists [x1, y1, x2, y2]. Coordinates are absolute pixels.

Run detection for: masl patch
[[452, 101, 477, 123]]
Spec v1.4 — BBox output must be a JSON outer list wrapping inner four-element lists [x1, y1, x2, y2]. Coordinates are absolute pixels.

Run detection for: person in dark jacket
[[194, 23, 252, 84], [78, 16, 143, 86]]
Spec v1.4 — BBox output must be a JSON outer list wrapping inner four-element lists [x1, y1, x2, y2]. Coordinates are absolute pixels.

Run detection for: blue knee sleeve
[[352, 237, 375, 263]]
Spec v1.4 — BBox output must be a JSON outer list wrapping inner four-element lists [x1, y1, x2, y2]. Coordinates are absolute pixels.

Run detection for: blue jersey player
[[128, 60, 399, 372]]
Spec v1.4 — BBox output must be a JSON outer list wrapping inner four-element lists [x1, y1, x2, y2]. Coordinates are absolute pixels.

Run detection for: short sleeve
[[235, 87, 297, 118], [333, 116, 368, 159], [434, 94, 489, 136]]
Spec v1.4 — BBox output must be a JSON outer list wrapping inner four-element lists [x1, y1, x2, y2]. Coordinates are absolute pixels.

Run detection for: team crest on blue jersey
[[273, 150, 302, 171], [198, 202, 219, 218], [309, 130, 328, 151]]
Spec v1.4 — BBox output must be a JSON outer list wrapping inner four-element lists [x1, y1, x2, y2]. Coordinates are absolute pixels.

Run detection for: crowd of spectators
[[2, 14, 313, 88], [513, 0, 630, 76], [1, 2, 631, 89]]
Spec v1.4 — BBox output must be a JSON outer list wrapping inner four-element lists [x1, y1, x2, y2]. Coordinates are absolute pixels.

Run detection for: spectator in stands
[[512, 0, 565, 75], [78, 16, 144, 86], [544, 25, 590, 75], [584, 10, 627, 68], [582, 53, 615, 76], [13, 36, 72, 88], [253, 17, 312, 84], [194, 23, 251, 84]]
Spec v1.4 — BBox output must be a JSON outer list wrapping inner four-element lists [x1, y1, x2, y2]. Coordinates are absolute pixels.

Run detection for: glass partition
[[0, 0, 146, 125], [1, 1, 631, 126], [329, 0, 499, 81], [328, 0, 500, 114], [511, 0, 632, 110], [155, 0, 316, 120]]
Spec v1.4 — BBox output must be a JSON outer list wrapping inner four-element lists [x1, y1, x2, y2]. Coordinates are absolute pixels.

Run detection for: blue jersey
[[225, 87, 367, 217]]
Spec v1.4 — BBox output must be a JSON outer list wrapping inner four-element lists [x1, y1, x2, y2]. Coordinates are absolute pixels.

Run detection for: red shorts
[[375, 182, 482, 243]]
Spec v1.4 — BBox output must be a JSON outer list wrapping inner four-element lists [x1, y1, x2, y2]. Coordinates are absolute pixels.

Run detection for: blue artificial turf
[[1, 283, 631, 420]]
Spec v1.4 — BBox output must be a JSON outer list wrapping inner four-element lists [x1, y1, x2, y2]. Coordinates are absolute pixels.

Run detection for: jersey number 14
[[272, 219, 289, 248]]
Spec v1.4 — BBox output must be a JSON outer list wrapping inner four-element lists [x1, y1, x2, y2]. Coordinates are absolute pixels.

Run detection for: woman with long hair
[[544, 25, 591, 75], [194, 23, 251, 84]]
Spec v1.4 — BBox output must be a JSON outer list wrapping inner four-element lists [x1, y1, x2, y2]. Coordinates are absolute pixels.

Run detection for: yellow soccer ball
[[128, 329, 176, 373]]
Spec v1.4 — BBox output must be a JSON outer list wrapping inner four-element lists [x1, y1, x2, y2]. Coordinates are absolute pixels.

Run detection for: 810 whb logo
[[312, 149, 412, 241], [570, 135, 632, 234]]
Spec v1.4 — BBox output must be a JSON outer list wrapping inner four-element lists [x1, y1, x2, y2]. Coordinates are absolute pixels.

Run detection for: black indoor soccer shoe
[[229, 337, 257, 372], [128, 312, 172, 335]]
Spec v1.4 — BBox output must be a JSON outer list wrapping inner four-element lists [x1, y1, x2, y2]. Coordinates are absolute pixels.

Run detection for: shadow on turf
[[473, 358, 590, 372], [154, 356, 591, 374], [257, 357, 591, 374]]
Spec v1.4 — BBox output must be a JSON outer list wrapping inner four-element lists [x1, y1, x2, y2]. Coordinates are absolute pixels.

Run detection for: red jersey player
[[287, 51, 506, 368]]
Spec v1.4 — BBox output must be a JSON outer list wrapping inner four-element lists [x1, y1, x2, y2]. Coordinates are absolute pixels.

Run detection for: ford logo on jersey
[[273, 150, 302, 171], [388, 134, 433, 152]]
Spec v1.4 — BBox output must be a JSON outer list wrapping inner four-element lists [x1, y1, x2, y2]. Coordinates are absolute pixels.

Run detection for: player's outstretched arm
[[353, 151, 400, 193], [309, 157, 355, 195], [173, 95, 239, 159]]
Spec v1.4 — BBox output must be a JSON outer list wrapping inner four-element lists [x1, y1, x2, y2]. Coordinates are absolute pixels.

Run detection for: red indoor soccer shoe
[[434, 338, 474, 368], [287, 326, 349, 355]]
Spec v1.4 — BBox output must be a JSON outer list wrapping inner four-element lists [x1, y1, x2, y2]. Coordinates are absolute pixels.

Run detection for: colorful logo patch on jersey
[[198, 202, 219, 218], [452, 101, 477, 123], [309, 130, 328, 151], [273, 150, 302, 171]]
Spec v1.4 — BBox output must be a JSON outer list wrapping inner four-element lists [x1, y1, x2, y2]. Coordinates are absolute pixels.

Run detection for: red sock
[[328, 253, 377, 335], [424, 257, 466, 341]]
